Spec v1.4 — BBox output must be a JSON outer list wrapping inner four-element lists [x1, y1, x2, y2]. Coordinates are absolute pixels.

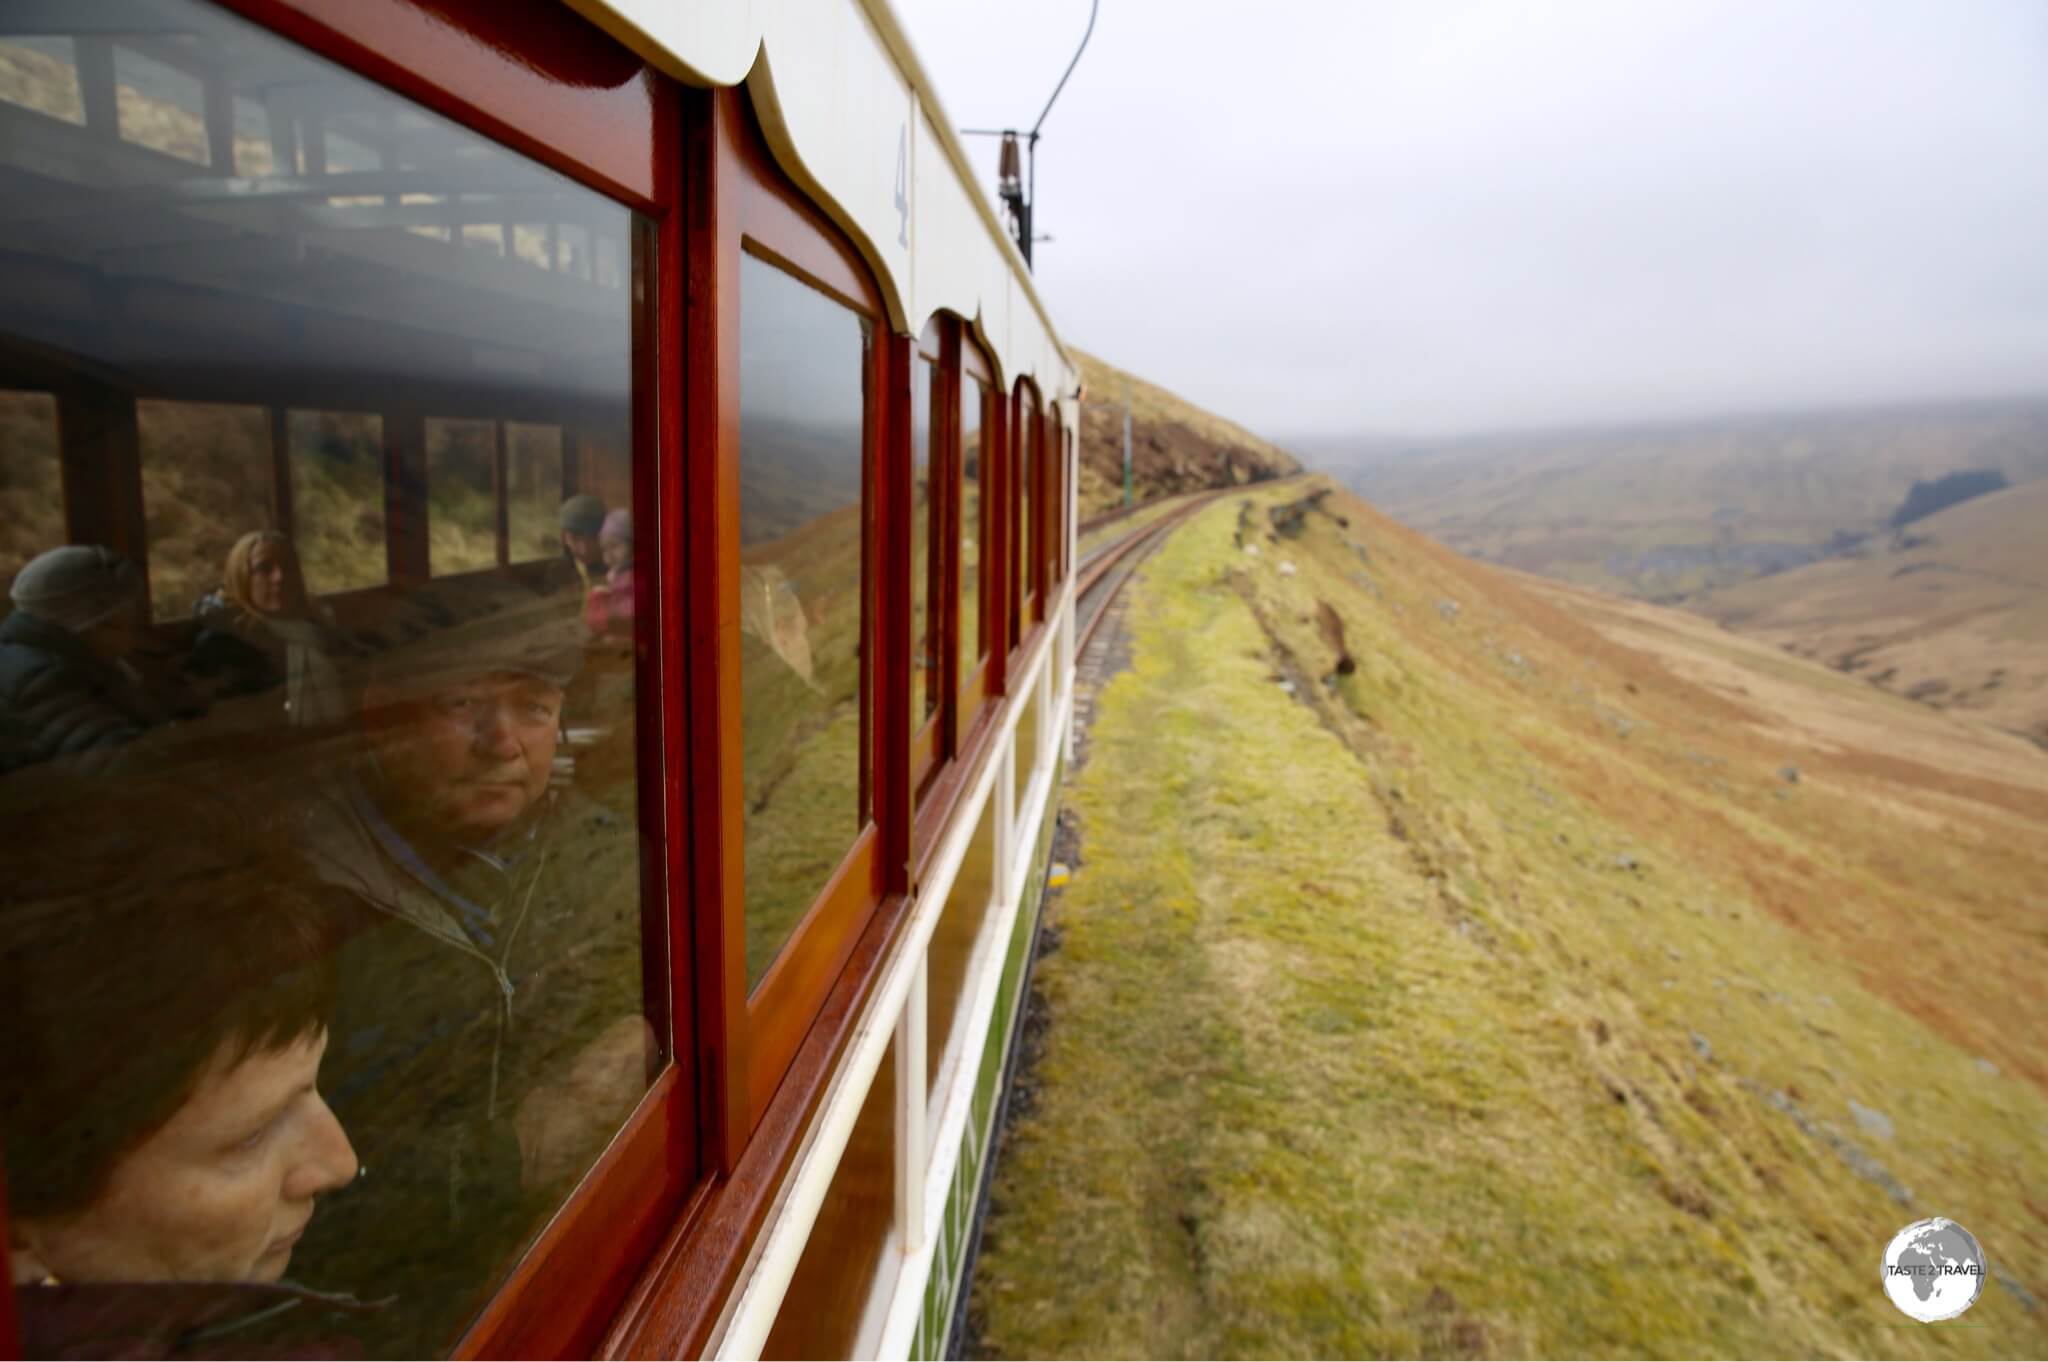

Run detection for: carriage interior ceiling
[[0, 0, 1078, 1358]]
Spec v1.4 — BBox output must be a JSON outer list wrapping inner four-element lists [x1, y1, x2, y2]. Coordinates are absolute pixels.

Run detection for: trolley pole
[[1121, 376, 1133, 507]]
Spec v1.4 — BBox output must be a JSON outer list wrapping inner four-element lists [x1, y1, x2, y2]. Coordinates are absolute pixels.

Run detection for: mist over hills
[[1313, 396, 2048, 600], [1296, 394, 2048, 744]]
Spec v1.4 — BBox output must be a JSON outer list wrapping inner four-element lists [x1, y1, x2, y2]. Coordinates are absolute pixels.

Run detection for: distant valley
[[1310, 398, 2048, 744], [1693, 478, 2048, 747]]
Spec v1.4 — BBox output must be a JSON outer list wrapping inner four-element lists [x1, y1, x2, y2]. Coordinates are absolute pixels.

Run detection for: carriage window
[[139, 402, 273, 622], [0, 391, 64, 607], [427, 418, 500, 576], [113, 43, 209, 166], [739, 254, 869, 991], [507, 423, 567, 562], [960, 377, 988, 693], [288, 411, 388, 595], [231, 94, 275, 177], [0, 37, 84, 125], [0, 3, 654, 1356]]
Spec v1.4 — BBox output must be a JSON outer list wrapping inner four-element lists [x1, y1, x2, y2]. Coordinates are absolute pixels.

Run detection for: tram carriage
[[0, 0, 1078, 1356]]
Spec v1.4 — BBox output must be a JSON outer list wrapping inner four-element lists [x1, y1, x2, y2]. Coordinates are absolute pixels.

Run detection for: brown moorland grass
[[1692, 479, 2048, 746], [970, 476, 2047, 1358]]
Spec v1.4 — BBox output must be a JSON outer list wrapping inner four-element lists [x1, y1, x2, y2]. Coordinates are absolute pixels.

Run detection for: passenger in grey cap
[[0, 546, 167, 774], [289, 580, 645, 1336]]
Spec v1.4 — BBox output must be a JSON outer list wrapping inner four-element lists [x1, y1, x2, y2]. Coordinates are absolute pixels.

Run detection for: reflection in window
[[0, 391, 65, 607], [113, 43, 208, 166], [139, 402, 274, 622], [912, 351, 936, 731], [427, 418, 499, 576], [288, 411, 387, 596], [960, 378, 987, 690], [0, 37, 84, 125], [1020, 401, 1034, 616], [506, 423, 566, 562], [0, 3, 651, 1355], [738, 254, 868, 991], [232, 94, 275, 176]]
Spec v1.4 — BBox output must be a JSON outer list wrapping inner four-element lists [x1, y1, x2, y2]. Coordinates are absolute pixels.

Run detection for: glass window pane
[[959, 378, 986, 687], [911, 352, 935, 731], [139, 401, 274, 623], [288, 410, 387, 596], [506, 423, 565, 564], [0, 4, 654, 1355], [0, 391, 65, 607], [739, 254, 867, 992], [0, 37, 85, 125], [427, 418, 499, 576], [1020, 402, 1034, 608]]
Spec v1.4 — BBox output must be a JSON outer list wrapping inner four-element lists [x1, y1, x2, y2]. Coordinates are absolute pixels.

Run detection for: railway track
[[1074, 489, 1228, 650]]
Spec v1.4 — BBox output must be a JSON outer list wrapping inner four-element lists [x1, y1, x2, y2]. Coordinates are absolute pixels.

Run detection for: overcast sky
[[892, 0, 2048, 440]]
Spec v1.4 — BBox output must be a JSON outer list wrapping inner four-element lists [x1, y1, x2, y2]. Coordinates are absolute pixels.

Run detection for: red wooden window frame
[[599, 85, 920, 1359], [711, 92, 904, 1140], [0, 1, 694, 1357]]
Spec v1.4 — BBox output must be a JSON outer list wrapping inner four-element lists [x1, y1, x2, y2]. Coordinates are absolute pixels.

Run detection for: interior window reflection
[[0, 2, 653, 1355]]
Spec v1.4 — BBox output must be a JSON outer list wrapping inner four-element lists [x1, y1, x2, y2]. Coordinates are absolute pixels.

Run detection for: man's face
[[369, 672, 564, 841], [562, 530, 603, 568]]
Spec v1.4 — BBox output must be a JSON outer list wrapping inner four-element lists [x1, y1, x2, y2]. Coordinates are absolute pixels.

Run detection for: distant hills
[[1322, 397, 2048, 599], [1310, 397, 2048, 742]]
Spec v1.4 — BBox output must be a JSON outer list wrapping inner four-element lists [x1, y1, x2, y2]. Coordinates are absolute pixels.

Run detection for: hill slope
[[1073, 349, 1300, 518], [1333, 399, 2048, 599], [970, 476, 2048, 1357], [1693, 479, 2048, 747]]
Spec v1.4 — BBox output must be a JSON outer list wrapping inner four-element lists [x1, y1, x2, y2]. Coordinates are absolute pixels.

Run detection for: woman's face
[[601, 534, 631, 573], [247, 545, 289, 615], [22, 1031, 357, 1283]]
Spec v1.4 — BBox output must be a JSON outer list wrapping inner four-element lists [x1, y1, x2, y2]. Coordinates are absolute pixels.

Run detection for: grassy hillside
[[1073, 349, 1300, 518], [970, 476, 2048, 1357], [1334, 400, 2048, 599], [1694, 480, 2048, 748]]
